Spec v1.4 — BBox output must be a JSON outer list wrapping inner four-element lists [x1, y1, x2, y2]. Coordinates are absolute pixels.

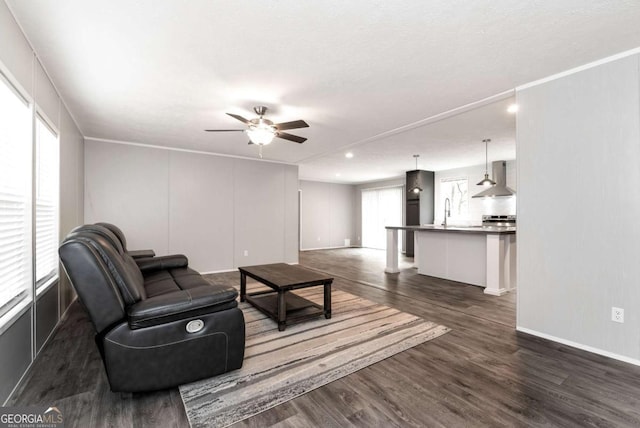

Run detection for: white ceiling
[[7, 0, 640, 183]]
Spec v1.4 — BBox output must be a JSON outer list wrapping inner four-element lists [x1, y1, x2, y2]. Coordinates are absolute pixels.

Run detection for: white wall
[[299, 180, 356, 250], [58, 105, 84, 310], [84, 140, 299, 272], [517, 53, 640, 364], [0, 2, 31, 98], [433, 161, 516, 225], [85, 142, 170, 254], [168, 151, 234, 271]]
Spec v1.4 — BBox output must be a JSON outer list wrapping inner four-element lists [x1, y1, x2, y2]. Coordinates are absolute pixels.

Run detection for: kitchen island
[[385, 225, 516, 296]]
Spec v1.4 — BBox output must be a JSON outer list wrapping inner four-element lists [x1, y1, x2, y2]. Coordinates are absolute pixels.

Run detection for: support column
[[485, 234, 508, 296], [385, 228, 399, 273], [505, 234, 517, 290], [413, 230, 419, 268]]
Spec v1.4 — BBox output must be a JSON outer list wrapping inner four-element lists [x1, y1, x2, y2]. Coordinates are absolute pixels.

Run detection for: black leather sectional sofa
[[58, 223, 245, 392]]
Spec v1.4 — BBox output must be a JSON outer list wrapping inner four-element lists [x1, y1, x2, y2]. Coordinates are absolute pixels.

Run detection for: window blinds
[[35, 116, 59, 287], [0, 75, 32, 319]]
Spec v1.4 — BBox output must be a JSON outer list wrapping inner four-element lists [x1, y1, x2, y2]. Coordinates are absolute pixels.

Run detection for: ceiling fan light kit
[[205, 106, 309, 157], [246, 121, 276, 145]]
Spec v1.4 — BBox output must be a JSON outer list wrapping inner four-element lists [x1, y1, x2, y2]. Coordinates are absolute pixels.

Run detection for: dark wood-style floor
[[9, 248, 640, 427]]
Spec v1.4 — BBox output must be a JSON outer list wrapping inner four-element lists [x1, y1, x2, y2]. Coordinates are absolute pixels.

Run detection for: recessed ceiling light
[[335, 173, 341, 177], [507, 104, 519, 113], [345, 152, 354, 159]]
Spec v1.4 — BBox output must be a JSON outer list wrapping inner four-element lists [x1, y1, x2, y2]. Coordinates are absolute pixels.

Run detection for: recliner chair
[[59, 224, 245, 392]]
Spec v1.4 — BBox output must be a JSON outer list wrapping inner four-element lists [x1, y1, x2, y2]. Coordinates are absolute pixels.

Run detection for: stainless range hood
[[472, 160, 516, 198]]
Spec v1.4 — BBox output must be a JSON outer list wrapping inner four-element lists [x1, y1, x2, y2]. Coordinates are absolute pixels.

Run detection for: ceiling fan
[[205, 106, 309, 149]]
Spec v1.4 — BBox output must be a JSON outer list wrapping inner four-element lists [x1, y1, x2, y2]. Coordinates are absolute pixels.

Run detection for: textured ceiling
[[302, 96, 517, 183], [7, 0, 640, 182]]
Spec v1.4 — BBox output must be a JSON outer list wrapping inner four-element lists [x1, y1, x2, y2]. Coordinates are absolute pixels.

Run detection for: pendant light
[[409, 154, 422, 194], [477, 139, 496, 186]]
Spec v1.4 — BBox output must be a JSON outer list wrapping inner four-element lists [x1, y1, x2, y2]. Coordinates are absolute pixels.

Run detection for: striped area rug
[[179, 283, 449, 428]]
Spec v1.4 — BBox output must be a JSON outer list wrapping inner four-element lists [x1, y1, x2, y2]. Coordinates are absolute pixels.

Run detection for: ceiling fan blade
[[276, 132, 307, 144], [274, 120, 309, 131], [204, 129, 245, 132], [226, 113, 250, 124]]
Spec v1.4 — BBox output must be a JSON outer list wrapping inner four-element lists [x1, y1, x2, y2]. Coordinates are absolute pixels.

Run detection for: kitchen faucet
[[443, 198, 451, 227]]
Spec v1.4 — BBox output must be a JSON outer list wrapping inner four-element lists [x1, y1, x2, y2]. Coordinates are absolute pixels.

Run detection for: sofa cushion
[[59, 239, 127, 333], [170, 267, 213, 290], [95, 222, 127, 249], [67, 232, 145, 305], [143, 267, 213, 297], [143, 270, 179, 297], [71, 224, 125, 255], [68, 225, 147, 303]]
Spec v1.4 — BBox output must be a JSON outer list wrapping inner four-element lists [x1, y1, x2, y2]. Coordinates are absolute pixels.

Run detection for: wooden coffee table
[[238, 263, 333, 331]]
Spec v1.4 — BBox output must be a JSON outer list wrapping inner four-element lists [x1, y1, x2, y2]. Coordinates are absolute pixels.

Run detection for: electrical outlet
[[243, 250, 248, 257], [612, 307, 624, 323]]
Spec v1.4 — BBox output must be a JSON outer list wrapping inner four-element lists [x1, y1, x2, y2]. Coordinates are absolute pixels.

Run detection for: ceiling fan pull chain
[[259, 144, 263, 159]]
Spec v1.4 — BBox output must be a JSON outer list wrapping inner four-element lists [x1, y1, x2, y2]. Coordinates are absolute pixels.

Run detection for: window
[[361, 186, 403, 250], [441, 177, 469, 222], [0, 74, 32, 320], [35, 115, 59, 289]]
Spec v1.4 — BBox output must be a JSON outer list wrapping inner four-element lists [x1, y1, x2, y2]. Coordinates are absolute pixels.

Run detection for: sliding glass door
[[361, 186, 403, 250]]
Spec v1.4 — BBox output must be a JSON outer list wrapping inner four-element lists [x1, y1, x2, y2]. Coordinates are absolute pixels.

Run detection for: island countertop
[[384, 224, 517, 295], [385, 225, 516, 235]]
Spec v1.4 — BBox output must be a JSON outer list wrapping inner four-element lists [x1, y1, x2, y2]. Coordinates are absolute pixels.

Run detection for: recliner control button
[[186, 319, 204, 333]]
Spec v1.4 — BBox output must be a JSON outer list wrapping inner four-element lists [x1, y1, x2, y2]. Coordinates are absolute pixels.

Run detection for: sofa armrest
[[136, 254, 189, 273], [128, 285, 238, 329], [128, 249, 156, 259]]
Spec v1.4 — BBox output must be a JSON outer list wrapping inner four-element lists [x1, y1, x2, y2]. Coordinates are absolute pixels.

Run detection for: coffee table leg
[[324, 281, 332, 319], [240, 272, 246, 302], [277, 290, 287, 331]]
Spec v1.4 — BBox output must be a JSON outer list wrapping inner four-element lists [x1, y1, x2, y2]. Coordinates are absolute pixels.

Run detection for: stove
[[482, 215, 516, 227]]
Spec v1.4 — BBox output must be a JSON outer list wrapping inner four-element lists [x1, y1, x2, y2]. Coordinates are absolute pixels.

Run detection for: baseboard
[[201, 268, 237, 274], [202, 264, 300, 274], [300, 245, 356, 251], [516, 326, 640, 367]]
